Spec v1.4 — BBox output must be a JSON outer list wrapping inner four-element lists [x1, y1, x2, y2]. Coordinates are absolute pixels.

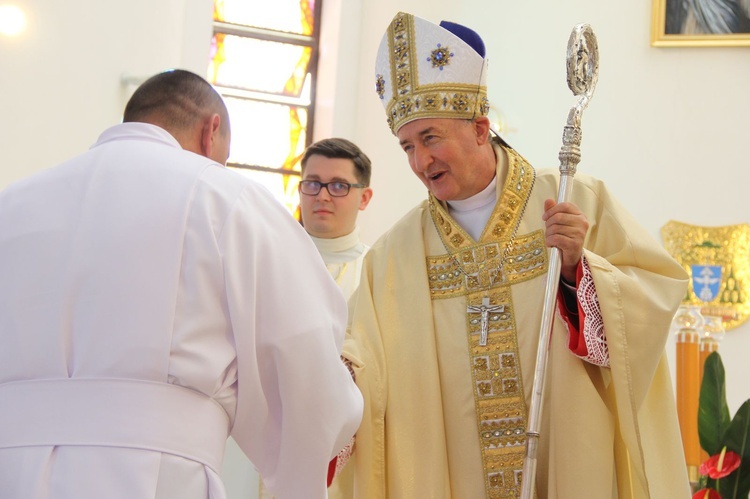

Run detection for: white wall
[[1, 0, 748, 482], [0, 0, 213, 187]]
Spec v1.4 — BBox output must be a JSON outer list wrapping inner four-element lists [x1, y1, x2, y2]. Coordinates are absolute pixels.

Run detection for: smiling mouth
[[429, 172, 445, 181]]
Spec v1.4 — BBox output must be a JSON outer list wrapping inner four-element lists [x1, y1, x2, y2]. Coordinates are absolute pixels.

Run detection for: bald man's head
[[124, 69, 231, 164]]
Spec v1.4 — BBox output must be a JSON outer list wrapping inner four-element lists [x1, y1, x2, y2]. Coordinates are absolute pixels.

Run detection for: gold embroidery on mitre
[[375, 74, 385, 98], [381, 12, 489, 134], [661, 221, 750, 330], [428, 44, 453, 69], [426, 149, 546, 497]]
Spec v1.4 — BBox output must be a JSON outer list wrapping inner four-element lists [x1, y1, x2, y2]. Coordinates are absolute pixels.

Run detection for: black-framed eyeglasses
[[299, 180, 366, 197]]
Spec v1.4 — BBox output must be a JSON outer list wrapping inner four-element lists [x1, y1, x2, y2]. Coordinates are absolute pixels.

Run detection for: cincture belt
[[0, 377, 230, 474]]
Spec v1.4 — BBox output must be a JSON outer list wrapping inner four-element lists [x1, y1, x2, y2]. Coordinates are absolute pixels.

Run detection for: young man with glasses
[[298, 138, 374, 301]]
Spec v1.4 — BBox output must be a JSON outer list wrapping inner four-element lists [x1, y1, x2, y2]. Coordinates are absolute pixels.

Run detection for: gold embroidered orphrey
[[427, 147, 548, 498], [661, 221, 750, 331]]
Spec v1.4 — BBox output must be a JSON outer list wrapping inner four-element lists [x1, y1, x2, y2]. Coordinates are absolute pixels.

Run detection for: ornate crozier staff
[[520, 23, 599, 499]]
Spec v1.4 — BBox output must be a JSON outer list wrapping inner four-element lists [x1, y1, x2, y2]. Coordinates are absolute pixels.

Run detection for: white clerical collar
[[309, 227, 366, 264], [446, 176, 498, 241], [447, 175, 498, 213]]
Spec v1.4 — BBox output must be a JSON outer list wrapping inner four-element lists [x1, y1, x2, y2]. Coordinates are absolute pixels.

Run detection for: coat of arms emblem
[[661, 221, 750, 331]]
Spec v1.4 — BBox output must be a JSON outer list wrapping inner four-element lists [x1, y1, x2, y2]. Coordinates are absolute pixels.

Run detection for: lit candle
[[672, 305, 704, 484], [677, 328, 701, 467]]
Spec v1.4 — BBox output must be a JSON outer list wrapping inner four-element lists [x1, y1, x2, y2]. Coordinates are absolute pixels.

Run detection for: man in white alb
[[0, 69, 362, 499]]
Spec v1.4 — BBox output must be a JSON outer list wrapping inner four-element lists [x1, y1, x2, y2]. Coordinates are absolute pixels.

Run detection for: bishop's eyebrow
[[399, 126, 438, 147]]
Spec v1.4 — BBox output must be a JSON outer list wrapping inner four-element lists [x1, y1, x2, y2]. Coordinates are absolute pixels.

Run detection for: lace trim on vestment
[[329, 437, 355, 484], [577, 257, 609, 367]]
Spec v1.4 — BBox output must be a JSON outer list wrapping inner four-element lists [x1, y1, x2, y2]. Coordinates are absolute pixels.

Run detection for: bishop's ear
[[473, 116, 492, 145]]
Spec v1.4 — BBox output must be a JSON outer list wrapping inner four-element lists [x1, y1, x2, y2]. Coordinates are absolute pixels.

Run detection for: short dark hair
[[123, 69, 229, 137], [300, 138, 372, 185]]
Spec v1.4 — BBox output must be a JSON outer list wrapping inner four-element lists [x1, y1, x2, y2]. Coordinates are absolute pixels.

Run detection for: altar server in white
[[0, 69, 363, 499], [299, 137, 374, 301]]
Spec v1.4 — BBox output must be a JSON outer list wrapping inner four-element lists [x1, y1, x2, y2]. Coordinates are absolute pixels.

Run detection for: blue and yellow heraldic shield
[[661, 221, 750, 331], [691, 264, 722, 302]]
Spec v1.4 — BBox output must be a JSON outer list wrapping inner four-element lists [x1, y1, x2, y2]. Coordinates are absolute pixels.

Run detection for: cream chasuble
[[344, 143, 691, 498]]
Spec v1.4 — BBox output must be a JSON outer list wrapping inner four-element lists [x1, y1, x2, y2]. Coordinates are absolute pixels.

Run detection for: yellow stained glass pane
[[225, 97, 307, 170], [209, 34, 311, 97], [215, 0, 315, 35], [230, 167, 301, 219]]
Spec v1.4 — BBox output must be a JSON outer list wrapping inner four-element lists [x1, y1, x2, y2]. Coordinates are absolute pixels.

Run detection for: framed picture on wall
[[651, 0, 750, 46]]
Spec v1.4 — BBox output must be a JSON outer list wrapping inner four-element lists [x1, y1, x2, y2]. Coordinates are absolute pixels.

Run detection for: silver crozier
[[519, 23, 600, 499]]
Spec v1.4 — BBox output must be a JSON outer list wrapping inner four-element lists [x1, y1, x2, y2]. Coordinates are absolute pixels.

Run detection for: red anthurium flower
[[699, 447, 742, 479], [692, 488, 721, 499]]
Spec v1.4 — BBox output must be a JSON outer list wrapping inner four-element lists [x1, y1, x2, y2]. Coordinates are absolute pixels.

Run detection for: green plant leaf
[[720, 400, 750, 499], [699, 352, 731, 455]]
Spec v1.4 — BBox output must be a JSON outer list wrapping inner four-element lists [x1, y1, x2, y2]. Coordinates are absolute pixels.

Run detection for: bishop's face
[[299, 155, 372, 239], [397, 117, 494, 201]]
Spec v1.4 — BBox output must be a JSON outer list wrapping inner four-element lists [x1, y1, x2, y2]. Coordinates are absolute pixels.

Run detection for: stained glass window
[[208, 0, 322, 218]]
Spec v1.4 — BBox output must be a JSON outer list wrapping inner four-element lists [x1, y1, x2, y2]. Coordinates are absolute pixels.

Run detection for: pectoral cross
[[468, 297, 505, 346]]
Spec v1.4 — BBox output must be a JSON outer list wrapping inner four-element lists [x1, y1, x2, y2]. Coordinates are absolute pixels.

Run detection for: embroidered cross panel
[[425, 146, 546, 497]]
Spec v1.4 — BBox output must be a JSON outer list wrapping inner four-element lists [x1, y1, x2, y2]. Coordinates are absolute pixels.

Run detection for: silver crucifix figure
[[468, 297, 504, 346]]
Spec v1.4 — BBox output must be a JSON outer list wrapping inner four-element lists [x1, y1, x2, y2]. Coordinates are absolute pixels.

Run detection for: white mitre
[[374, 11, 490, 135]]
